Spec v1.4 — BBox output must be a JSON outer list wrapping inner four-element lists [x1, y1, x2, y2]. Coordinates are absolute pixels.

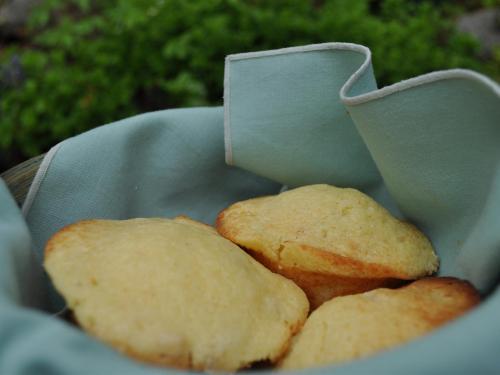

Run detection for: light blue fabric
[[224, 47, 380, 190], [346, 74, 500, 291], [25, 108, 280, 265], [225, 43, 500, 294], [1, 43, 499, 374], [0, 181, 44, 309], [1, 108, 280, 374]]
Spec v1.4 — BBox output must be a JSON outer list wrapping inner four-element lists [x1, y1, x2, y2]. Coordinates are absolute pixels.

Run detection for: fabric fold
[[1, 42, 499, 375], [224, 42, 500, 293], [224, 43, 381, 190]]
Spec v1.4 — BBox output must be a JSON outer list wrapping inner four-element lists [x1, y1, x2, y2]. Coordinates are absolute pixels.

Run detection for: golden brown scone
[[280, 277, 480, 370], [172, 215, 216, 232], [216, 184, 439, 308], [44, 218, 309, 371]]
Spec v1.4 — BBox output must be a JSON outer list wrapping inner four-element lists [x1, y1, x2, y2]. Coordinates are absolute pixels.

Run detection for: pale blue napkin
[[1, 43, 499, 374], [225, 43, 500, 293]]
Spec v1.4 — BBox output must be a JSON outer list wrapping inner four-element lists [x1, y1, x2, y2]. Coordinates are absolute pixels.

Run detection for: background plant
[[0, 0, 498, 170]]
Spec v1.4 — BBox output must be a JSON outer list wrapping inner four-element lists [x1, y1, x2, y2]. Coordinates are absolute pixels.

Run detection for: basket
[[1, 43, 499, 374], [1, 154, 44, 206]]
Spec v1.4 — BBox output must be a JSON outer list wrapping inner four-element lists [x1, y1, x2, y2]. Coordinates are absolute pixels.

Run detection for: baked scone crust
[[280, 277, 480, 369], [216, 184, 439, 307], [44, 218, 309, 371]]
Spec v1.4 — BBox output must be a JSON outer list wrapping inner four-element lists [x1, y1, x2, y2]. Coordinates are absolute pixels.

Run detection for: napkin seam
[[341, 68, 500, 106], [22, 142, 63, 217], [223, 42, 371, 166], [225, 42, 369, 61], [224, 54, 233, 165], [223, 44, 500, 165]]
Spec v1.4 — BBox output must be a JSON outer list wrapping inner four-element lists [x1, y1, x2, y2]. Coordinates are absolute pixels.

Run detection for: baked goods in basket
[[280, 277, 480, 369], [216, 184, 439, 308], [43, 217, 309, 371]]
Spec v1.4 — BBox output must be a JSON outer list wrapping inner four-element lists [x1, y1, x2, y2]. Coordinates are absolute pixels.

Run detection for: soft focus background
[[0, 0, 499, 172]]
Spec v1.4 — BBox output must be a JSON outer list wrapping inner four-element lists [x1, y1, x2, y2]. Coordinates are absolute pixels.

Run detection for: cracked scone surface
[[44, 217, 309, 371], [216, 184, 439, 308], [280, 277, 480, 370]]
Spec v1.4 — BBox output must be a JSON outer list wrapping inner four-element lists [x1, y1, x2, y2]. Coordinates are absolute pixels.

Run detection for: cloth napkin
[[1, 43, 499, 374]]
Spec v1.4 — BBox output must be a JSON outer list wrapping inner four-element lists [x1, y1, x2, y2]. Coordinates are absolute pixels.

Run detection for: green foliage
[[0, 0, 498, 164]]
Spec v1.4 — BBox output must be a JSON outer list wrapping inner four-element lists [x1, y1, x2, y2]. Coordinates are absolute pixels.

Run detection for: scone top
[[280, 277, 480, 370], [44, 217, 309, 371], [216, 184, 439, 307]]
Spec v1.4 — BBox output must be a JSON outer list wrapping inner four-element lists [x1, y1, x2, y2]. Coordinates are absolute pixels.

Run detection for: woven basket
[[1, 154, 44, 206]]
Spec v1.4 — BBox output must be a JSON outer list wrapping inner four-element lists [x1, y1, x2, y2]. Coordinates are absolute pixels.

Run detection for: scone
[[216, 184, 439, 308], [44, 217, 309, 371], [280, 277, 480, 369]]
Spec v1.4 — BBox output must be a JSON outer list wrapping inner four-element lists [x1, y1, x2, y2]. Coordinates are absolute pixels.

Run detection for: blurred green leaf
[[0, 0, 498, 166]]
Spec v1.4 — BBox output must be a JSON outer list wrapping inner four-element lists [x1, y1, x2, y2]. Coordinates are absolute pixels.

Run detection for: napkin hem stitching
[[223, 42, 371, 166], [224, 42, 499, 109], [225, 42, 369, 61], [22, 142, 63, 217], [341, 68, 500, 105], [224, 54, 233, 165]]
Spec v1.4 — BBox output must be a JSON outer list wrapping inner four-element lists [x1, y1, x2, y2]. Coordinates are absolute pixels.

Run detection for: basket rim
[[1, 154, 44, 207]]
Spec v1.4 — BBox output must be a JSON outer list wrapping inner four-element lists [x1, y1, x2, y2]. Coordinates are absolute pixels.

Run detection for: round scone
[[280, 277, 480, 370], [216, 184, 439, 308], [44, 217, 309, 371]]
